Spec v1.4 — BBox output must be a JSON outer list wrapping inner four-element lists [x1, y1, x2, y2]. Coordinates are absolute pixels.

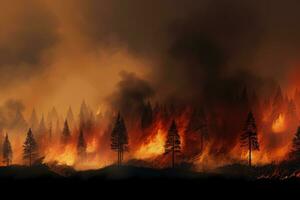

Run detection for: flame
[[86, 137, 97, 153], [272, 114, 286, 133], [134, 129, 166, 159], [44, 144, 76, 166]]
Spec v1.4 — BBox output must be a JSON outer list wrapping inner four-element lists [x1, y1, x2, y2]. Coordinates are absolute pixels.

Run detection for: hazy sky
[[1, 0, 300, 116]]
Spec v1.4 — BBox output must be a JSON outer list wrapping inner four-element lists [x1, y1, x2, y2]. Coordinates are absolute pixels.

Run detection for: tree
[[271, 86, 284, 121], [186, 108, 208, 153], [290, 127, 300, 160], [111, 113, 129, 166], [66, 106, 75, 128], [38, 115, 47, 137], [79, 101, 89, 131], [48, 121, 52, 141], [23, 128, 38, 166], [165, 120, 181, 168], [2, 134, 12, 166], [86, 111, 95, 132], [240, 111, 259, 167], [286, 99, 298, 127], [77, 128, 86, 157], [61, 120, 71, 144]]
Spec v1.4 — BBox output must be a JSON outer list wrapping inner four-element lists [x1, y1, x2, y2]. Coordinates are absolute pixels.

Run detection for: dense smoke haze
[[2, 0, 300, 170], [1, 0, 300, 114]]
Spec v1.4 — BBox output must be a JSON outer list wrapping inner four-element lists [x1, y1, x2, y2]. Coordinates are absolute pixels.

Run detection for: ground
[[1, 163, 300, 192]]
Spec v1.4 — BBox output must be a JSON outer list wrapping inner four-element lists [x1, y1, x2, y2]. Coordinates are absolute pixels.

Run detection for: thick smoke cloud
[[0, 99, 25, 130], [0, 0, 58, 86], [1, 0, 300, 114], [66, 0, 300, 104], [108, 71, 154, 117]]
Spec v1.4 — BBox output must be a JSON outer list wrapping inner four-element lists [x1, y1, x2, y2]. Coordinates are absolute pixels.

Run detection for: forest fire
[[0, 84, 299, 175], [2, 1, 300, 189]]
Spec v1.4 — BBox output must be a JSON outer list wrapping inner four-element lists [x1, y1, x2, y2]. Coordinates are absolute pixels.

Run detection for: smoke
[[107, 71, 154, 117], [0, 99, 25, 130], [1, 0, 300, 115], [0, 0, 59, 87]]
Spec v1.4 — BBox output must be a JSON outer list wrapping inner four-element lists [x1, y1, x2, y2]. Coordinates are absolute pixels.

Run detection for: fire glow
[[272, 114, 286, 133], [134, 129, 166, 160], [0, 85, 300, 172]]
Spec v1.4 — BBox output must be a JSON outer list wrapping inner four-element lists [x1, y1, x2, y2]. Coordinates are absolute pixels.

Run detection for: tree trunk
[[172, 135, 175, 168], [117, 149, 120, 167], [248, 136, 252, 167], [29, 152, 32, 167]]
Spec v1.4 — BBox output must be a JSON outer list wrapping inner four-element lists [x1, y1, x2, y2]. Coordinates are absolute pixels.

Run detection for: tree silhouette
[[2, 134, 12, 166], [38, 115, 47, 136], [240, 111, 259, 167], [61, 120, 71, 144], [165, 120, 181, 168], [77, 128, 86, 157], [66, 106, 75, 128], [79, 101, 89, 131], [290, 127, 300, 160], [23, 128, 38, 166], [186, 108, 208, 153], [111, 113, 128, 166]]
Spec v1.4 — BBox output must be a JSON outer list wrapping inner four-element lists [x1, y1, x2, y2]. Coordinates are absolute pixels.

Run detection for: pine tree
[[2, 134, 12, 166], [48, 121, 52, 141], [23, 128, 38, 166], [271, 86, 284, 121], [55, 119, 60, 136], [165, 120, 181, 168], [240, 111, 260, 167], [50, 107, 59, 122], [111, 113, 129, 166], [77, 128, 86, 157], [38, 115, 47, 136], [86, 111, 95, 132], [79, 101, 89, 130], [290, 127, 300, 160], [66, 106, 75, 128], [286, 99, 298, 127], [61, 120, 71, 144], [186, 108, 208, 153]]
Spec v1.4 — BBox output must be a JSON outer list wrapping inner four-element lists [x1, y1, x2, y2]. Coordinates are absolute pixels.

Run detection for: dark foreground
[[0, 164, 300, 196]]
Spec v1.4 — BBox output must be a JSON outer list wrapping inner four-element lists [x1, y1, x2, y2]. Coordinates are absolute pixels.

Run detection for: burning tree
[[77, 128, 86, 157], [290, 127, 300, 160], [2, 134, 12, 166], [240, 112, 259, 167], [111, 113, 129, 166], [165, 120, 181, 168], [61, 120, 71, 144], [186, 108, 208, 153], [23, 128, 38, 166]]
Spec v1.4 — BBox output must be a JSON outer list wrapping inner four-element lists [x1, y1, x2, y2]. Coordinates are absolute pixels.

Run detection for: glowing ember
[[134, 129, 165, 159], [272, 114, 286, 133]]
